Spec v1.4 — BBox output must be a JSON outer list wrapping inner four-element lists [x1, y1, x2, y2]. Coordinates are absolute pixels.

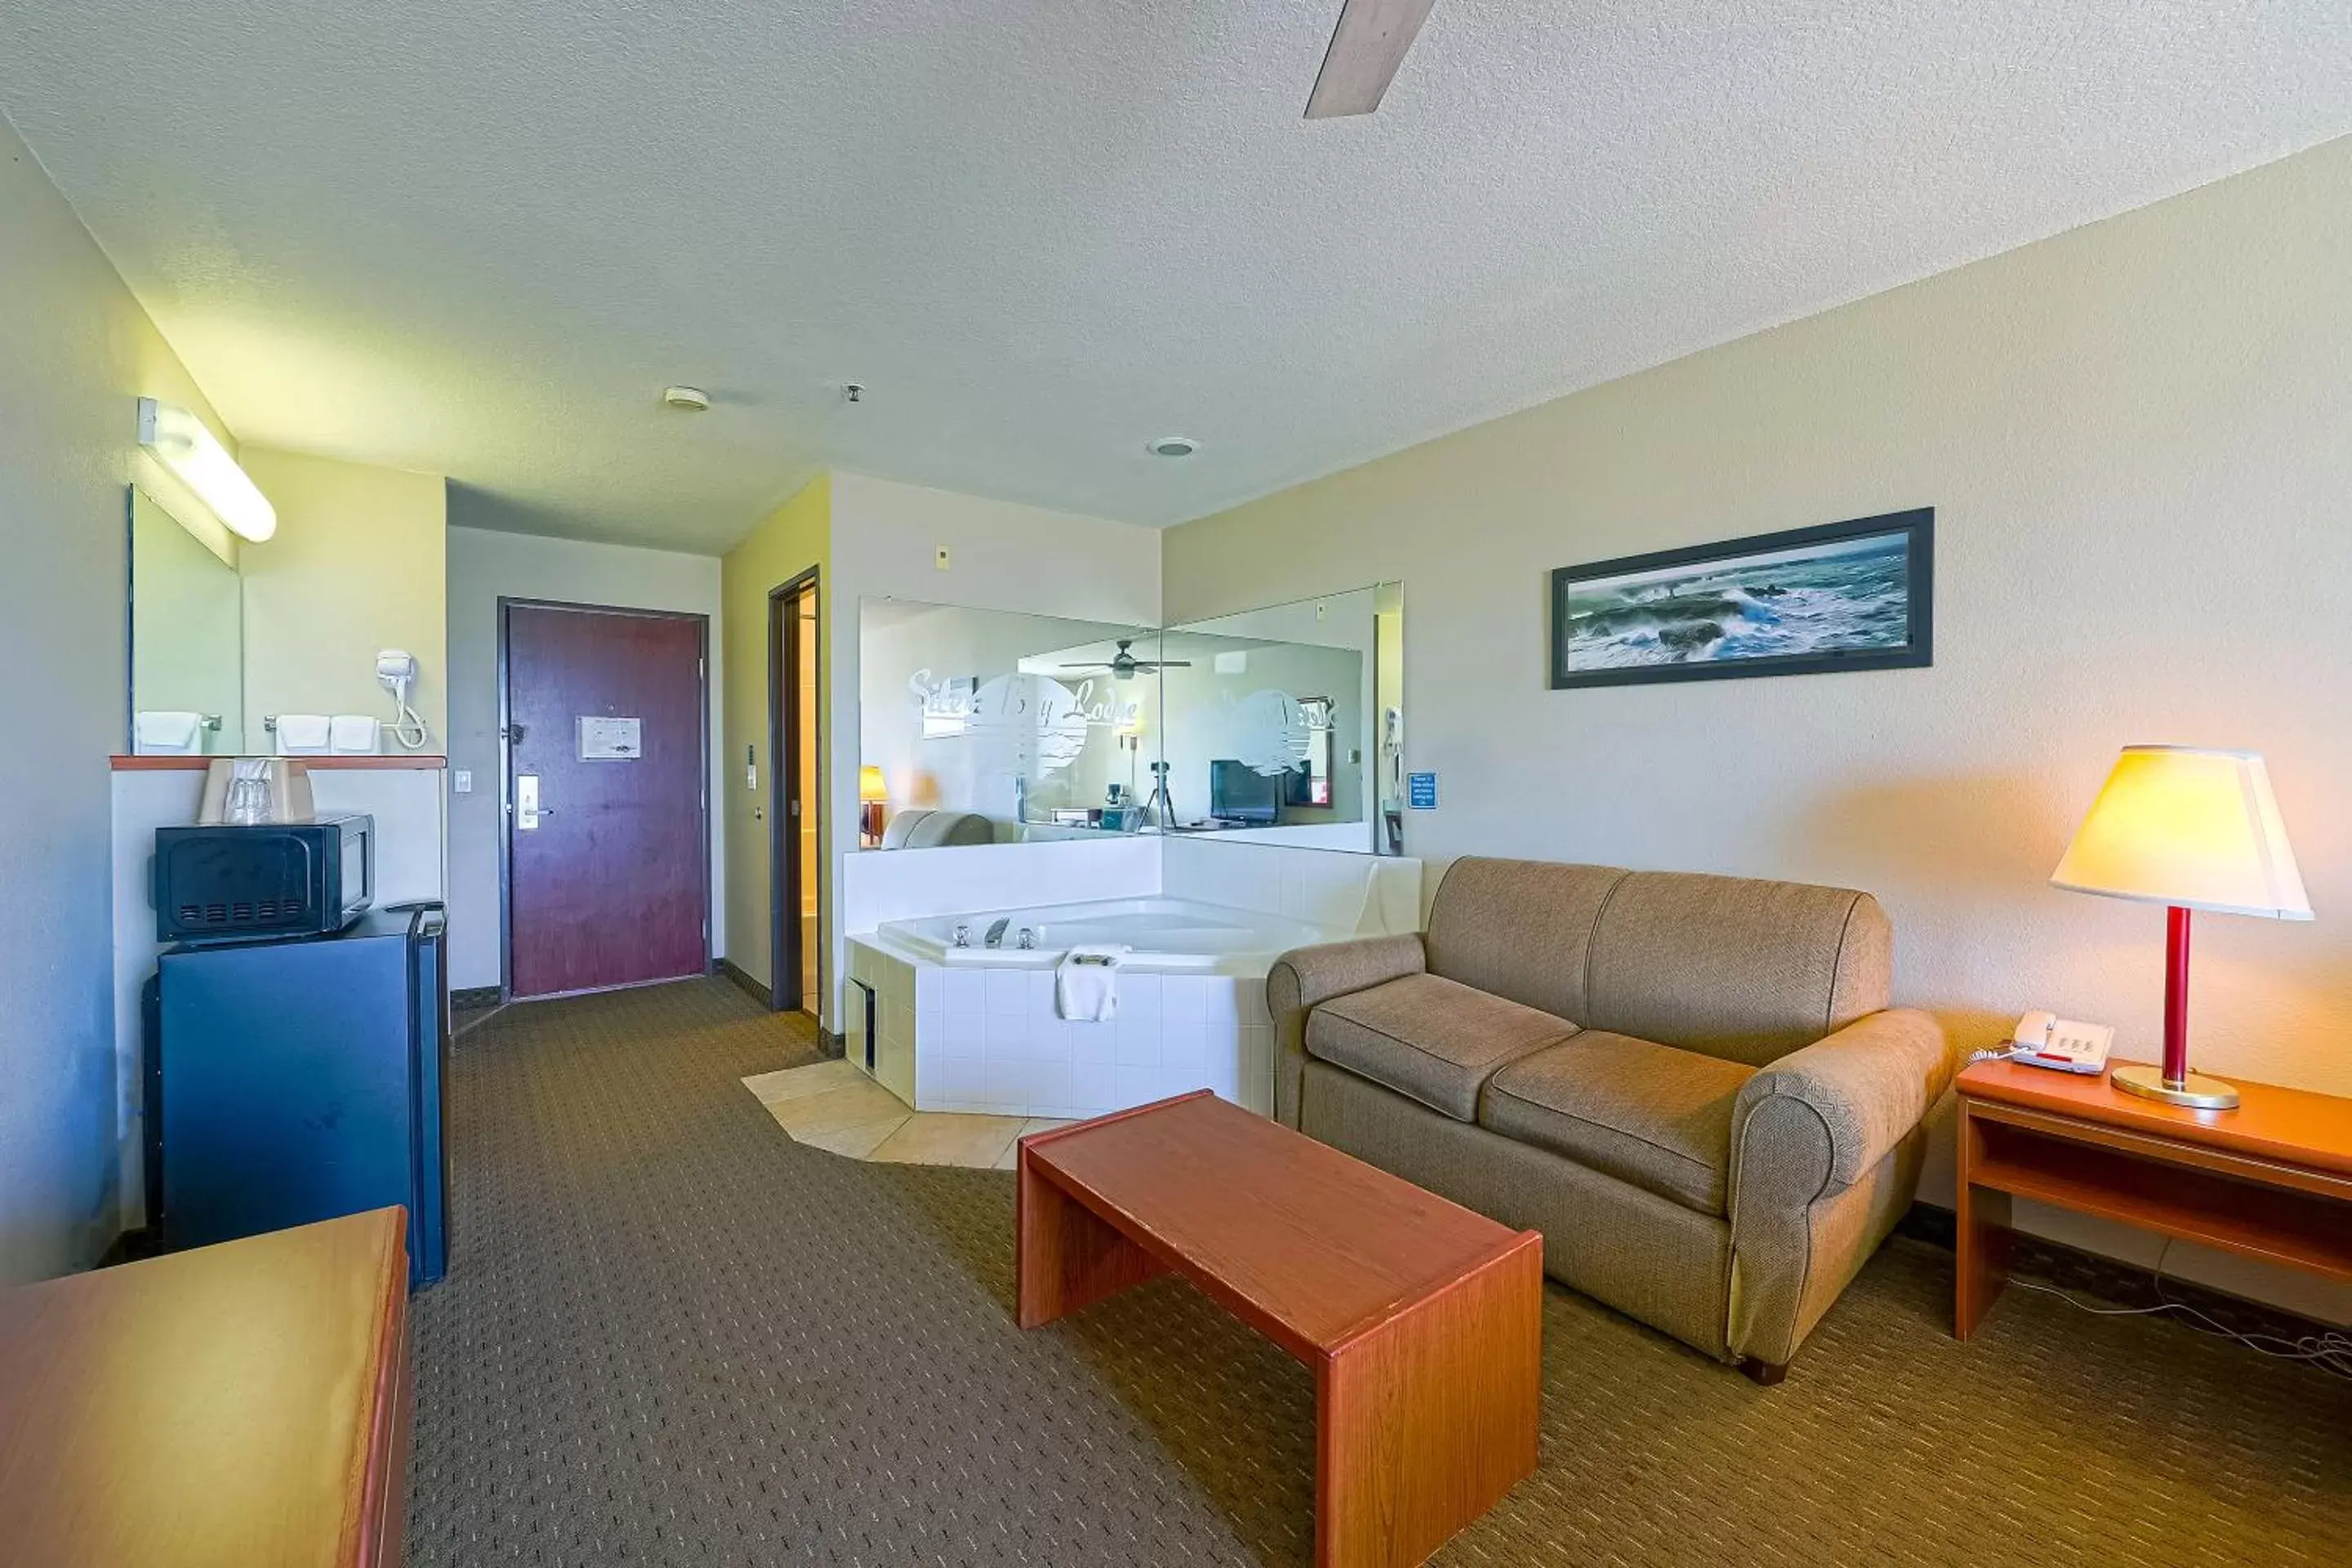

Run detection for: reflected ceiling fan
[[1058, 639, 1192, 682], [1305, 0, 1437, 118]]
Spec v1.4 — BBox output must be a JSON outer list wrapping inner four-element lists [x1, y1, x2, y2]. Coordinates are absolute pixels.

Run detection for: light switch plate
[[452, 769, 472, 794], [934, 545, 951, 570]]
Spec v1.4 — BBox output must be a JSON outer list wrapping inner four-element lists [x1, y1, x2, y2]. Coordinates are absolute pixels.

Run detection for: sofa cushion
[[1423, 858, 1630, 1026], [1481, 1033, 1754, 1214], [1584, 872, 1892, 1067], [1306, 973, 1576, 1122]]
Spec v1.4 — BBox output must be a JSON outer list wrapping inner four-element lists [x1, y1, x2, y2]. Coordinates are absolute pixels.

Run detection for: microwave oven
[[154, 814, 376, 943]]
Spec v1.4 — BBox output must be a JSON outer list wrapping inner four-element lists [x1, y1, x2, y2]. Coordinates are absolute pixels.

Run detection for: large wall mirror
[[127, 486, 243, 755], [858, 600, 1161, 844], [1163, 582, 1403, 853], [858, 582, 1403, 853]]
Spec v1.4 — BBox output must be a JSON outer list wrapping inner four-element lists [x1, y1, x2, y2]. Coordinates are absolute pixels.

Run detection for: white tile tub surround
[[840, 834, 1160, 934], [1160, 836, 1421, 938], [839, 836, 1416, 1121], [852, 935, 1276, 1120]]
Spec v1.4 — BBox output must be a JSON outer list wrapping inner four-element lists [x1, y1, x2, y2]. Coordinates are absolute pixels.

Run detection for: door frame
[[765, 568, 823, 1015], [497, 596, 714, 1001]]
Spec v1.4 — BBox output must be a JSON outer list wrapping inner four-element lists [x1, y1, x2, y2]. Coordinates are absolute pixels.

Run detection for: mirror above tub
[[856, 586, 1404, 853], [1162, 581, 1404, 854], [858, 599, 1162, 845], [127, 485, 244, 755]]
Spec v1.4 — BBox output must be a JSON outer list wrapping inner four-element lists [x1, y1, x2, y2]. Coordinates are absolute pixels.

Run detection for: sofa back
[[1423, 858, 1892, 1067], [878, 809, 994, 849]]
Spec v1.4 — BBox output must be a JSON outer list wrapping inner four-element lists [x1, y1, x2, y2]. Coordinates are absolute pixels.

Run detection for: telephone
[[2007, 1010, 2114, 1075]]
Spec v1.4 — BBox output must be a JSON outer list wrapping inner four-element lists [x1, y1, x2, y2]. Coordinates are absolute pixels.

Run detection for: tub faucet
[[1018, 927, 1037, 950], [985, 917, 1012, 949], [951, 924, 973, 949]]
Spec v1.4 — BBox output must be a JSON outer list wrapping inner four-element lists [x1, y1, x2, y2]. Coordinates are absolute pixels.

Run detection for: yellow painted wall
[[1162, 137, 2352, 1318], [720, 473, 831, 991], [237, 448, 448, 754], [1, 112, 238, 1280]]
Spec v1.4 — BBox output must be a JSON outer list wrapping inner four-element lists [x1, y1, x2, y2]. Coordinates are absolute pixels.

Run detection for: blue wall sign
[[1407, 772, 1438, 809]]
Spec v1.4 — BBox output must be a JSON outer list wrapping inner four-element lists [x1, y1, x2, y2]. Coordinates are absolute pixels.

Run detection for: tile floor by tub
[[742, 1058, 1070, 1169]]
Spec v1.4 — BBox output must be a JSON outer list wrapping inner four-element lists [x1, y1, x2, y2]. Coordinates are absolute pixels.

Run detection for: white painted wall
[[1163, 140, 2352, 1321], [444, 523, 725, 992], [0, 114, 235, 1282], [819, 471, 1161, 1028]]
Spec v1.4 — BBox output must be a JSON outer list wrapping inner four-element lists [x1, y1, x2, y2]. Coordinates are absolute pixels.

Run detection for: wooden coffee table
[[1016, 1091, 1542, 1568]]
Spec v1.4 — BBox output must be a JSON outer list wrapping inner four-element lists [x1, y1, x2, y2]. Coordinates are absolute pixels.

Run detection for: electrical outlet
[[452, 769, 473, 794], [934, 545, 951, 571]]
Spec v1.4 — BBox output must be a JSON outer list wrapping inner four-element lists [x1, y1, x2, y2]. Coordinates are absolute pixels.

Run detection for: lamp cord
[[2003, 1240, 2352, 1381]]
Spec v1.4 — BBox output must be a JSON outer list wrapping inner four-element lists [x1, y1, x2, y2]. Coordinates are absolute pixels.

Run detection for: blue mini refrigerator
[[150, 904, 449, 1289]]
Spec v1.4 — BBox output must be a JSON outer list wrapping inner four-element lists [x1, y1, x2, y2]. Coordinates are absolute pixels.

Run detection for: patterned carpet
[[405, 978, 2351, 1566]]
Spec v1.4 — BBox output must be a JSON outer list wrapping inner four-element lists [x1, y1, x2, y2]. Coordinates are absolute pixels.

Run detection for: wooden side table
[[1954, 1059, 2352, 1338]]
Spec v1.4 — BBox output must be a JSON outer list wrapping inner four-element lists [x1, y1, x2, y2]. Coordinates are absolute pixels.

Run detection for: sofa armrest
[[1724, 1007, 1955, 1369], [1731, 1008, 1954, 1203], [1265, 934, 1427, 1127]]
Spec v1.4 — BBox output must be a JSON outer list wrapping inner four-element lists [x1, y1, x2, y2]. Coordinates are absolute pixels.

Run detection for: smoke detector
[[1147, 434, 1199, 458], [662, 385, 711, 412]]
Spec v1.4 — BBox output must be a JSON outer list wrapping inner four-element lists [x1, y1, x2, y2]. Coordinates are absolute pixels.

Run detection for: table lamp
[[858, 765, 889, 848], [2050, 745, 2311, 1110]]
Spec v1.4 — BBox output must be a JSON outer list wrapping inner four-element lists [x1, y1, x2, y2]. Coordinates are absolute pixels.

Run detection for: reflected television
[[1209, 760, 1280, 826]]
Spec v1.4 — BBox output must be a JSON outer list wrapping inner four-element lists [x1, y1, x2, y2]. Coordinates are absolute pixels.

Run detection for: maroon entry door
[[505, 604, 708, 998]]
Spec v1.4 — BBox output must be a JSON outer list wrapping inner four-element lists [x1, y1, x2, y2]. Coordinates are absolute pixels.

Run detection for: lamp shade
[[858, 765, 888, 804], [2051, 746, 2311, 920]]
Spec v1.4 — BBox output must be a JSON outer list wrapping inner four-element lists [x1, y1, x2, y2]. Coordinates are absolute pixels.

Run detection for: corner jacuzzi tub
[[880, 897, 1331, 970], [848, 899, 1357, 1123]]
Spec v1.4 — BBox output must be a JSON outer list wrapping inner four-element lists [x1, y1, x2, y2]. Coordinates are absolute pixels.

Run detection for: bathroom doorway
[[767, 571, 823, 1018]]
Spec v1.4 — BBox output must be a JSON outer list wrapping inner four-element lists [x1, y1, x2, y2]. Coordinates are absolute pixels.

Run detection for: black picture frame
[[1549, 507, 1934, 690]]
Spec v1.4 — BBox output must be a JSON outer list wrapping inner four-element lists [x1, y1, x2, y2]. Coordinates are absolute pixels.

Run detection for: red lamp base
[[2109, 905, 2239, 1111]]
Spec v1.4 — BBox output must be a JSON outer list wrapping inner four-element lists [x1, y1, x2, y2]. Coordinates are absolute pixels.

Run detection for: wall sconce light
[[136, 397, 276, 542]]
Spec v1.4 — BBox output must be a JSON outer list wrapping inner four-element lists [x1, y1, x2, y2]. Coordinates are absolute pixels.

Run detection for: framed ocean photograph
[[1550, 507, 1934, 689]]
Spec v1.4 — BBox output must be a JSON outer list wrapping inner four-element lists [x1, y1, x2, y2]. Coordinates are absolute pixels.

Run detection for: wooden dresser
[[0, 1208, 412, 1567]]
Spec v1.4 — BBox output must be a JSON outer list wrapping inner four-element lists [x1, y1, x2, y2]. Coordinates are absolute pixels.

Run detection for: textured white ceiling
[[6, 2, 2350, 550]]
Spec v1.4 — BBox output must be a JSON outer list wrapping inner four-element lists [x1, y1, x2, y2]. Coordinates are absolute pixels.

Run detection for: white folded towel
[[135, 710, 203, 754], [275, 714, 332, 755], [329, 714, 381, 754], [1056, 945, 1130, 1022]]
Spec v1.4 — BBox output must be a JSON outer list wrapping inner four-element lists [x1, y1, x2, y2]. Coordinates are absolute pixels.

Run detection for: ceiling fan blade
[[1305, 0, 1436, 119]]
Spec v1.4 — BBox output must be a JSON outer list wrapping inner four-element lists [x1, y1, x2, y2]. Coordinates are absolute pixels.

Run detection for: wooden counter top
[[0, 1209, 412, 1568], [113, 755, 446, 770], [1957, 1058, 2352, 1177]]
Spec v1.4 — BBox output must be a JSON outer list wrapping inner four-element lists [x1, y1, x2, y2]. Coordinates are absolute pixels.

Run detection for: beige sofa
[[1268, 858, 1955, 1381], [876, 808, 995, 849]]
